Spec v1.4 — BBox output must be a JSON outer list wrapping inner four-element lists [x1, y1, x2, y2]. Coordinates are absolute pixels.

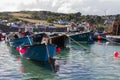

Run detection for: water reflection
[[0, 41, 23, 80], [20, 59, 57, 80]]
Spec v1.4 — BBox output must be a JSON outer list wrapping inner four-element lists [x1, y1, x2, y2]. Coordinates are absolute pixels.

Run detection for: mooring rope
[[67, 35, 89, 50], [66, 35, 100, 57]]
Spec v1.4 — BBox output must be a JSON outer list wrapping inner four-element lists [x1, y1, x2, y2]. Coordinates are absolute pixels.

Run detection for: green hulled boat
[[67, 31, 93, 43]]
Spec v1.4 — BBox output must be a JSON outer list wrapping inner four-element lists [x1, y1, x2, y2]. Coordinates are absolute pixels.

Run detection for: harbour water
[[0, 40, 120, 80]]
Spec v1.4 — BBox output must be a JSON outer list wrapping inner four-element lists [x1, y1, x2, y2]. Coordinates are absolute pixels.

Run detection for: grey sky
[[0, 0, 120, 15]]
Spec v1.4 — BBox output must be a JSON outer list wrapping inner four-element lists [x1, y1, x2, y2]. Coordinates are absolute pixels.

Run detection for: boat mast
[[116, 20, 119, 35]]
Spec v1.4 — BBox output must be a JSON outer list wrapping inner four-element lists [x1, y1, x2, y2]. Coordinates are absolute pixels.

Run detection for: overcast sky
[[0, 0, 120, 15]]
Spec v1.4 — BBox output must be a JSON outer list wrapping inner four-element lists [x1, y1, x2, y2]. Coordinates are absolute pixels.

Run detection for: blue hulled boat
[[6, 32, 47, 47], [18, 44, 56, 61], [9, 36, 33, 47]]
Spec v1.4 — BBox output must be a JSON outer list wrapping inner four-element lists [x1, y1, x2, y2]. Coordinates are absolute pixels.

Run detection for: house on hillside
[[54, 20, 69, 25]]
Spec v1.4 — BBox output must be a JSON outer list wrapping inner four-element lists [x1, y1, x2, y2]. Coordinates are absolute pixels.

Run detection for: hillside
[[1, 10, 120, 33], [0, 11, 102, 25], [8, 11, 70, 27]]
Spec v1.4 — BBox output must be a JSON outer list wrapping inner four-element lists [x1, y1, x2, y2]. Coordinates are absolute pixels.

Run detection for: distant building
[[54, 20, 69, 25]]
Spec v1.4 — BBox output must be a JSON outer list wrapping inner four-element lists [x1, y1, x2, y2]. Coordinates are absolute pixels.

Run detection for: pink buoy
[[97, 35, 102, 40], [114, 51, 119, 57]]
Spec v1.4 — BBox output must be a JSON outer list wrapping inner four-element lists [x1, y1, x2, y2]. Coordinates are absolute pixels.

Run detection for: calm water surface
[[0, 41, 120, 80]]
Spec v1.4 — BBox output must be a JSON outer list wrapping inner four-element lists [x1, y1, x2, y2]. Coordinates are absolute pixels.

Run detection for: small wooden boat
[[67, 31, 93, 43], [17, 44, 56, 61], [8, 36, 33, 47], [49, 34, 68, 48], [106, 35, 120, 43], [5, 31, 33, 47], [32, 33, 68, 48], [6, 32, 45, 47], [106, 20, 120, 43]]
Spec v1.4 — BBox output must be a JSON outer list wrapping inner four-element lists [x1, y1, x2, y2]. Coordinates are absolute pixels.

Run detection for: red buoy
[[56, 47, 61, 53], [114, 51, 119, 57], [16, 46, 20, 51], [19, 47, 27, 54]]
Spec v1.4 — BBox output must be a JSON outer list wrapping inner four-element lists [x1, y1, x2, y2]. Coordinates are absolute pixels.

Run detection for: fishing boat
[[8, 36, 33, 47], [32, 33, 68, 48], [106, 35, 120, 43], [6, 31, 45, 47], [106, 20, 120, 43], [49, 33, 68, 48], [5, 30, 33, 47], [17, 44, 56, 61], [67, 31, 93, 43]]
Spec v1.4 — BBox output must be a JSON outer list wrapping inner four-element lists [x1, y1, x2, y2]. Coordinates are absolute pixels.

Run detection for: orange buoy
[[114, 51, 119, 57]]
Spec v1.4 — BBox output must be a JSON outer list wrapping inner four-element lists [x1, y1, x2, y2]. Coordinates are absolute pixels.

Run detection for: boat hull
[[106, 35, 120, 43], [50, 34, 68, 48], [19, 44, 56, 61], [69, 32, 93, 42], [9, 37, 33, 47]]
